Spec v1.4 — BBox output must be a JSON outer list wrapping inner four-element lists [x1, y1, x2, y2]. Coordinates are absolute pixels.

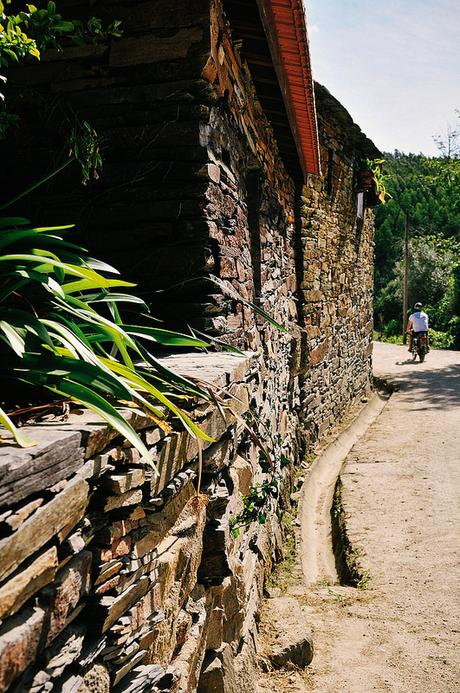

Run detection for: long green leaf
[[0, 255, 119, 284], [0, 405, 37, 448], [0, 308, 54, 347], [124, 324, 209, 348], [0, 217, 31, 229], [0, 320, 26, 356], [43, 380, 157, 473], [103, 358, 213, 442], [84, 292, 146, 306], [139, 344, 209, 398], [62, 277, 135, 294], [22, 354, 133, 401]]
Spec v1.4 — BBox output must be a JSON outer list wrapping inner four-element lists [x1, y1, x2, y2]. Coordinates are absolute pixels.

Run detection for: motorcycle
[[410, 333, 428, 363]]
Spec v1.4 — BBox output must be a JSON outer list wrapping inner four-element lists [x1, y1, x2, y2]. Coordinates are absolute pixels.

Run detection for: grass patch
[[266, 510, 298, 592]]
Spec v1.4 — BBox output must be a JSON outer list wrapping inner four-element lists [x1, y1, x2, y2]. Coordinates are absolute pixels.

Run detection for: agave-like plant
[[0, 215, 215, 473]]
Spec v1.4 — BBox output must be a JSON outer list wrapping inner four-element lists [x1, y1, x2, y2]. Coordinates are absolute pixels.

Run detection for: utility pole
[[402, 210, 409, 343]]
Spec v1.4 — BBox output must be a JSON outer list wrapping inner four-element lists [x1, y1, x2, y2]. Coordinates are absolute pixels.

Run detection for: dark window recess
[[357, 191, 364, 220], [246, 168, 262, 300], [326, 147, 334, 195]]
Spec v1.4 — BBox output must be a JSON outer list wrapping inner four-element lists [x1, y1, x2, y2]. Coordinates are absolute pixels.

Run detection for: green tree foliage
[[0, 0, 122, 136], [374, 151, 460, 348]]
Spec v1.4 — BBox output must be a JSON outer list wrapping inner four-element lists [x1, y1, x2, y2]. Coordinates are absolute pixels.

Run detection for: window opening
[[326, 147, 334, 195], [246, 168, 262, 301]]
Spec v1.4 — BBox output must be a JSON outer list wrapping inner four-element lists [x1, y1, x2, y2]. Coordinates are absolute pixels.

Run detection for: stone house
[[0, 1, 379, 691]]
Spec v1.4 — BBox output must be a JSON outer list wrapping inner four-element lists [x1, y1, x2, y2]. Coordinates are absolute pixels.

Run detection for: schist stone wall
[[1, 0, 378, 691], [0, 354, 289, 693], [298, 83, 378, 446]]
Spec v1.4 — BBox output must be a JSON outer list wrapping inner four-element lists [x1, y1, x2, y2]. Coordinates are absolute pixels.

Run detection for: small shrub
[[384, 319, 401, 337], [448, 315, 460, 349], [0, 217, 213, 464], [429, 329, 454, 350]]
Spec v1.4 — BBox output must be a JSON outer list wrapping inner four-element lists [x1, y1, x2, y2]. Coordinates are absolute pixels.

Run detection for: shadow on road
[[391, 362, 460, 410]]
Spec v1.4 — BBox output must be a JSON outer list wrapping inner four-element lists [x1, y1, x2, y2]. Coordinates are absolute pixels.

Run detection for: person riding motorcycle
[[407, 302, 430, 353]]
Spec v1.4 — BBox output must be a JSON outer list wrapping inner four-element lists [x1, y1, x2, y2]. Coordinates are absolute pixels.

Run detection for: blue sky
[[306, 0, 460, 156]]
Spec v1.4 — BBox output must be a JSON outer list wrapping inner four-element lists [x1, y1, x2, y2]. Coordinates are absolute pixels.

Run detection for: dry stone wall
[[4, 0, 215, 325], [1, 1, 378, 691], [297, 83, 378, 447], [0, 354, 289, 693]]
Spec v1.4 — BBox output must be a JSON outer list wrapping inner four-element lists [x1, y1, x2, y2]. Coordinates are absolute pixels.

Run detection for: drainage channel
[[299, 388, 390, 587]]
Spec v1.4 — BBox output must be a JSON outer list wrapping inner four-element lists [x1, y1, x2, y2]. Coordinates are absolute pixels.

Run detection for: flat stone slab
[[0, 547, 58, 620], [0, 429, 83, 507], [0, 477, 89, 583]]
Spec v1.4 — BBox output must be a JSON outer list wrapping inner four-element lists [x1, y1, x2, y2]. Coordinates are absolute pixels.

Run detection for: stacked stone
[[0, 353, 285, 693], [295, 84, 379, 447], [4, 0, 222, 333], [1, 1, 379, 689]]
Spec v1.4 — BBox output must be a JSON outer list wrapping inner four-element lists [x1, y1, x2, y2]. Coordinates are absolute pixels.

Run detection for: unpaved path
[[300, 342, 460, 692]]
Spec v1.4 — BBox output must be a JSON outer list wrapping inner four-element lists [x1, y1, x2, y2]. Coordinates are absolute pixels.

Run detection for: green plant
[[0, 215, 216, 466], [384, 318, 400, 337], [344, 545, 370, 589], [1, 2, 123, 55], [227, 408, 294, 537], [68, 120, 103, 184], [429, 329, 454, 349], [0, 1, 123, 132], [448, 315, 460, 349], [327, 588, 349, 606], [0, 110, 19, 139], [0, 3, 40, 68], [363, 158, 392, 204], [229, 478, 279, 537]]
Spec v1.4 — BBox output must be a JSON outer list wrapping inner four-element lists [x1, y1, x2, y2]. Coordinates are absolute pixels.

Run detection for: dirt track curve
[[259, 342, 460, 693], [303, 342, 460, 692]]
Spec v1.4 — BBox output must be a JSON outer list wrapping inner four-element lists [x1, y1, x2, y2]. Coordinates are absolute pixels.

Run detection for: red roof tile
[[257, 0, 320, 176]]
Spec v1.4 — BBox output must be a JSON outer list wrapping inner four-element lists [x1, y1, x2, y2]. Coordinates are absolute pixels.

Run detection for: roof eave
[[256, 0, 320, 177]]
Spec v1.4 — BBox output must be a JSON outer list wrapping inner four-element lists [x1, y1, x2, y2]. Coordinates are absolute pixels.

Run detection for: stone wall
[[4, 0, 215, 324], [297, 83, 378, 447], [0, 353, 290, 693], [1, 1, 378, 691]]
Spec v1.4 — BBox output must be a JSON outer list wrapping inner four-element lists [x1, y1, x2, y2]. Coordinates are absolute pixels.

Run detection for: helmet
[[414, 302, 422, 310]]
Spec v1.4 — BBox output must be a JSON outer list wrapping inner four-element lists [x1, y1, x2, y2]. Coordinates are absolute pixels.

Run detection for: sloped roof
[[257, 0, 320, 177], [315, 83, 381, 159], [226, 0, 320, 179]]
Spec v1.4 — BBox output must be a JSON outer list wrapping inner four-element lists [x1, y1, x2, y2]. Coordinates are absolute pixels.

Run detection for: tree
[[374, 150, 460, 348], [433, 112, 460, 161]]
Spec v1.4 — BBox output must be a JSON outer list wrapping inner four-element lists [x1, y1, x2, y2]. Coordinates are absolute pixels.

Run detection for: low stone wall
[[0, 353, 289, 693]]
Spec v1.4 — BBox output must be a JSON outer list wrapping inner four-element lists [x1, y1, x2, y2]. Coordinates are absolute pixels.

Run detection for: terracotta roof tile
[[258, 0, 320, 176]]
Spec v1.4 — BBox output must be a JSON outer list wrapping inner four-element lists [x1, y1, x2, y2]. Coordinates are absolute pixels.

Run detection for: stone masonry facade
[[0, 354, 287, 693], [0, 0, 378, 691]]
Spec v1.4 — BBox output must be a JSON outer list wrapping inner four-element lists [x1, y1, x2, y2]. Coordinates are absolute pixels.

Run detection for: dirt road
[[300, 342, 460, 692]]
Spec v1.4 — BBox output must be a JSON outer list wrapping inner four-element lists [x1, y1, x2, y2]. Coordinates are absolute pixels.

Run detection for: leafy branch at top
[[0, 1, 123, 137], [0, 1, 122, 63], [363, 158, 392, 204]]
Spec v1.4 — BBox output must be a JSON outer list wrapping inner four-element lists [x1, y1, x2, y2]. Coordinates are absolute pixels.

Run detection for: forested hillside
[[374, 151, 460, 348]]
